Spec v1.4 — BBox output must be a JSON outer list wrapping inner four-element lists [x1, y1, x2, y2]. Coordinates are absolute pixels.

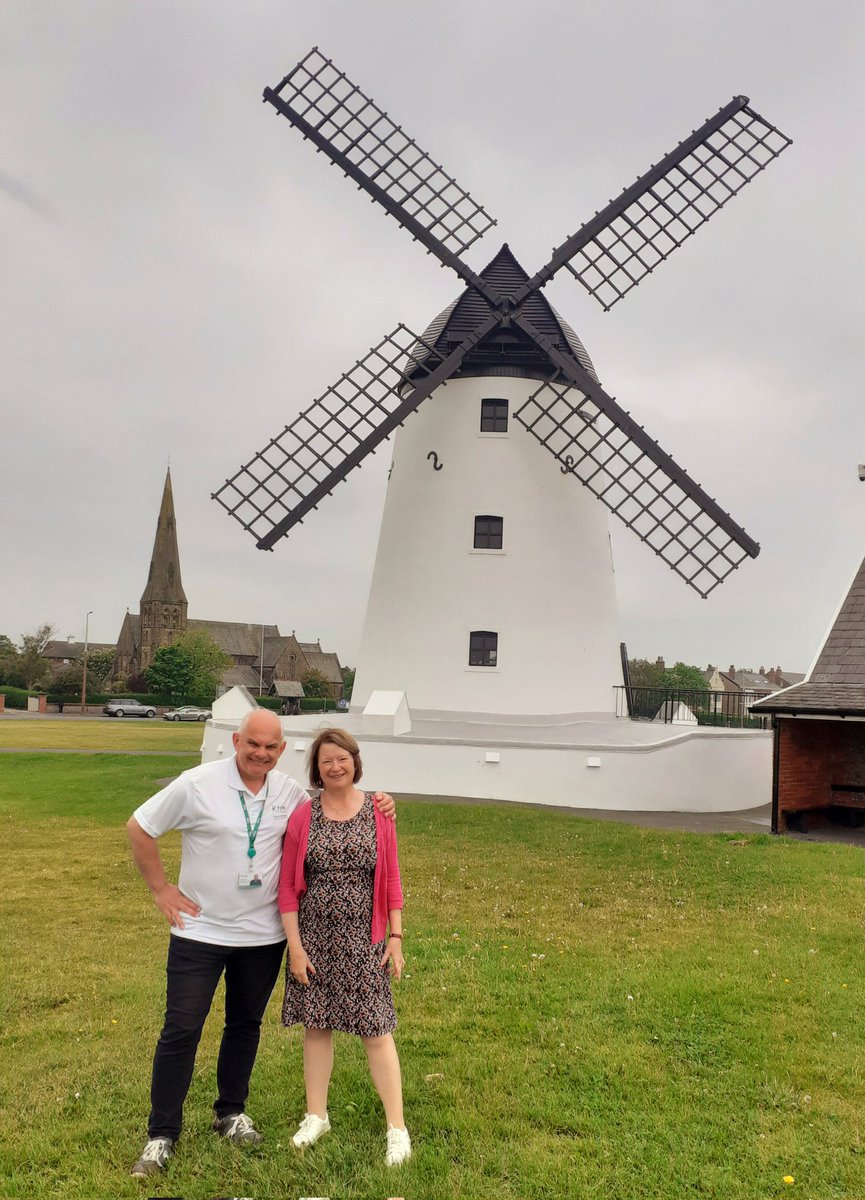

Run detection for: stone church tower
[[138, 468, 188, 673]]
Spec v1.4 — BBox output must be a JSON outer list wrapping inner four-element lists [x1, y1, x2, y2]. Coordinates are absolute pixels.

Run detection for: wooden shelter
[[752, 553, 865, 832]]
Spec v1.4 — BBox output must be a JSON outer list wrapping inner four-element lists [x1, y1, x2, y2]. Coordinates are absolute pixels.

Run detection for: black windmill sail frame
[[263, 47, 495, 287], [516, 96, 792, 311], [216, 47, 791, 596]]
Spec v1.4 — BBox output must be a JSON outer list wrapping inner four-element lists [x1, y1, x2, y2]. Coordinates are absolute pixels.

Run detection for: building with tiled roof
[[112, 471, 345, 699], [41, 638, 116, 675], [752, 549, 865, 831]]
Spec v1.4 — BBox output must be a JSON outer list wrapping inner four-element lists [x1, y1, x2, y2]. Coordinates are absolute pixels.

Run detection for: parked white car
[[163, 706, 211, 722]]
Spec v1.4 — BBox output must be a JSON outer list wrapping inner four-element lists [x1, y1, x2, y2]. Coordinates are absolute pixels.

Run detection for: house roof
[[42, 640, 115, 660], [729, 671, 777, 692]]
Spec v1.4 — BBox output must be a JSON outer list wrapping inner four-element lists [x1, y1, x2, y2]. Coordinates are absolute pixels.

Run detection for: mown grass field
[[1, 724, 865, 1198], [0, 717, 203, 752]]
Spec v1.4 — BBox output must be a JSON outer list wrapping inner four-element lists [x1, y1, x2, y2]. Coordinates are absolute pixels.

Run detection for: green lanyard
[[237, 781, 267, 865]]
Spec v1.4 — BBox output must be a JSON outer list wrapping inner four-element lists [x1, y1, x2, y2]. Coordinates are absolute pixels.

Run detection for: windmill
[[214, 48, 790, 721]]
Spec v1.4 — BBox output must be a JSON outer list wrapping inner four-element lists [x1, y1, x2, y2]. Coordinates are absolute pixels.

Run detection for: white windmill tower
[[214, 49, 790, 727]]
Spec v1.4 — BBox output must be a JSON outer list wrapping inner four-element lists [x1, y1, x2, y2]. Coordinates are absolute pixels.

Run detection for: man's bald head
[[232, 708, 286, 792]]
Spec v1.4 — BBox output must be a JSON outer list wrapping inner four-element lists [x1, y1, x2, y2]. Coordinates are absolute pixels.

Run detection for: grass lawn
[[2, 748, 865, 1198], [0, 718, 204, 752]]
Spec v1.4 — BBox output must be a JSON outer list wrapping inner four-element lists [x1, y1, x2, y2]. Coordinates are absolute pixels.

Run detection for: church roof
[[188, 619, 280, 658], [302, 650, 343, 685], [406, 243, 599, 383], [140, 469, 188, 607]]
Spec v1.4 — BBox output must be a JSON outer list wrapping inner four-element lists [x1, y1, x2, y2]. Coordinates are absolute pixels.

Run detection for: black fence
[[614, 686, 771, 729]]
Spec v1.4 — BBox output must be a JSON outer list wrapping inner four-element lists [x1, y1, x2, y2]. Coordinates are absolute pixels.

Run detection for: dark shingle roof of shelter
[[752, 551, 865, 715], [751, 683, 865, 716], [406, 244, 599, 383], [272, 679, 306, 698], [810, 553, 865, 684]]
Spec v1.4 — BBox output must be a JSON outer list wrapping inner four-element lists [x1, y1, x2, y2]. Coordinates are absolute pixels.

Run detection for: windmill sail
[[264, 48, 496, 267], [520, 97, 791, 311], [213, 316, 499, 550]]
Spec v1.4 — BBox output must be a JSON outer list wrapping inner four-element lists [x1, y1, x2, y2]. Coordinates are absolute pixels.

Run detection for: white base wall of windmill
[[202, 716, 772, 813], [351, 375, 622, 720]]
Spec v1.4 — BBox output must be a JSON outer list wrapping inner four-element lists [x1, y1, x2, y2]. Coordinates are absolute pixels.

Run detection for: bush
[[300, 696, 338, 713], [0, 687, 36, 710]]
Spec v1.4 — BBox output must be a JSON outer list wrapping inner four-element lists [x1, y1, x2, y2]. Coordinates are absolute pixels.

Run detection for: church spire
[[138, 469, 188, 672], [141, 468, 187, 606]]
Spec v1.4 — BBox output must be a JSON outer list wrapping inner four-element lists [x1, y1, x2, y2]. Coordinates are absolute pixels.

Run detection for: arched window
[[469, 630, 498, 667]]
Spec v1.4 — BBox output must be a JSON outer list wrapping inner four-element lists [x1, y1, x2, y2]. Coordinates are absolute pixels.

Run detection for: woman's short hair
[[308, 727, 363, 789]]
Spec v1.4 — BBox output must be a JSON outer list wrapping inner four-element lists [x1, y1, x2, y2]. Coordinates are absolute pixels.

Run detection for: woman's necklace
[[320, 786, 363, 821]]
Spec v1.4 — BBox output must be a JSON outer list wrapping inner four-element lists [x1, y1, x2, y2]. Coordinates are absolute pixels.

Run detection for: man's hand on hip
[[373, 792, 397, 821], [153, 882, 201, 929]]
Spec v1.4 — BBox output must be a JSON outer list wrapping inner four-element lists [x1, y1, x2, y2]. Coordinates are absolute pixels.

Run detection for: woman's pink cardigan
[[277, 798, 403, 943]]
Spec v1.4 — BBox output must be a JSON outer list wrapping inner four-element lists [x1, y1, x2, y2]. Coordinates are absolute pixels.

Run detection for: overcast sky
[[3, 0, 864, 675]]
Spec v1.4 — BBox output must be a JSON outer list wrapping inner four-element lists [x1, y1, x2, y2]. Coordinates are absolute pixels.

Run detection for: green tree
[[85, 648, 116, 687], [301, 667, 331, 699], [664, 661, 708, 692], [146, 643, 193, 699], [14, 624, 55, 690], [0, 635, 18, 685], [342, 666, 355, 701], [175, 630, 231, 705], [627, 658, 666, 689], [53, 663, 84, 696]]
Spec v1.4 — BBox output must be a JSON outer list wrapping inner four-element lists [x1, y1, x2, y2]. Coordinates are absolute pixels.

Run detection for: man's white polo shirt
[[133, 755, 309, 946]]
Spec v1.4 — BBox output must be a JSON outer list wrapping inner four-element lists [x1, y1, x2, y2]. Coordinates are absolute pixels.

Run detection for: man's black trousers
[[148, 935, 286, 1140]]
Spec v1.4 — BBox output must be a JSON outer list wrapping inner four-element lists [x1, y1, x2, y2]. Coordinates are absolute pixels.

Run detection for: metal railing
[[614, 686, 772, 729]]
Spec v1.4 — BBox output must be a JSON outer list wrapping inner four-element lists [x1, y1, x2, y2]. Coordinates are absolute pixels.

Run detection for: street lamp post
[[259, 623, 265, 697], [80, 611, 93, 714]]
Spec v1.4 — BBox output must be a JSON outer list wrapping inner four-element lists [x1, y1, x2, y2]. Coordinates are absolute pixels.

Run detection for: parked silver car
[[163, 706, 212, 722], [103, 699, 157, 718]]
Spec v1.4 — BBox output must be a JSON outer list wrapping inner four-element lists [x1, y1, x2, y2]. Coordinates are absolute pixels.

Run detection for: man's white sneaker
[[385, 1125, 412, 1166], [130, 1136, 174, 1178], [213, 1112, 263, 1144], [291, 1112, 331, 1148]]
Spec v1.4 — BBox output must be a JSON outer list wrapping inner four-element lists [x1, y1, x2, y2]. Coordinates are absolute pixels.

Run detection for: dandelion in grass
[[783, 1175, 795, 1184]]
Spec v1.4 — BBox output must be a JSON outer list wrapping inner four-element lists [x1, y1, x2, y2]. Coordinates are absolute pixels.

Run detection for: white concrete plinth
[[361, 690, 412, 737], [201, 712, 772, 813]]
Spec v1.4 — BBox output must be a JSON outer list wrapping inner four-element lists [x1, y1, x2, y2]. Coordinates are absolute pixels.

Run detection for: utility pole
[[80, 611, 93, 714]]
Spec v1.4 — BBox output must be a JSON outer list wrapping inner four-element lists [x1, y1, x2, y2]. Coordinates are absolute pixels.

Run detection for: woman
[[277, 728, 410, 1166]]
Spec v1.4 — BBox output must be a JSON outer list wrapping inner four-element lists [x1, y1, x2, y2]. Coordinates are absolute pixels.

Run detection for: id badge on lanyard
[[238, 784, 266, 889]]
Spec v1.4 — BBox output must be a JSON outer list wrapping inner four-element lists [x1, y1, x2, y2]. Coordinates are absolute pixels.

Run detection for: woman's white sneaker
[[385, 1125, 412, 1166], [291, 1112, 331, 1148]]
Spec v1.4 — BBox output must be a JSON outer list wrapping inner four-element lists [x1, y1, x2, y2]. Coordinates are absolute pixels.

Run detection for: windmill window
[[480, 398, 508, 433], [473, 515, 503, 550], [469, 630, 498, 667]]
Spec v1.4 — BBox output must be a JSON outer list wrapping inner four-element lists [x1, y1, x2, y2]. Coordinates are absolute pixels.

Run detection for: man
[[127, 708, 394, 1179]]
